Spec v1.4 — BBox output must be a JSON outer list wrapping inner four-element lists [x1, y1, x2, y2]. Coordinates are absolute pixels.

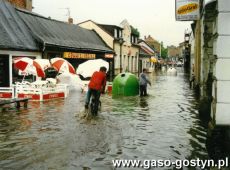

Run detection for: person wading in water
[[139, 68, 151, 96]]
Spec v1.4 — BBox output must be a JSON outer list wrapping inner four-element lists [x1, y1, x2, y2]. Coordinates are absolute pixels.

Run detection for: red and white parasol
[[14, 57, 33, 71], [13, 57, 50, 78], [50, 57, 75, 74], [33, 59, 51, 78], [76, 59, 109, 78]]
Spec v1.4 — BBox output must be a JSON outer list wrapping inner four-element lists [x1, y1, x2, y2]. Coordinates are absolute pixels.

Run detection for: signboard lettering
[[0, 92, 12, 98], [175, 0, 200, 21], [64, 52, 96, 59]]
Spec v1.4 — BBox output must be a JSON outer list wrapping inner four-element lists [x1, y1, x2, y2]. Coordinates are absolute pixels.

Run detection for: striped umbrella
[[33, 59, 51, 78], [14, 57, 33, 71], [50, 57, 75, 74], [13, 57, 50, 78]]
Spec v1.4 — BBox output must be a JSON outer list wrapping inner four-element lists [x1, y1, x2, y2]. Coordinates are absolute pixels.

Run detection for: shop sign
[[0, 92, 12, 98], [18, 93, 40, 100], [104, 54, 114, 59], [175, 0, 200, 21], [64, 52, 96, 59], [43, 92, 65, 100], [17, 92, 65, 101]]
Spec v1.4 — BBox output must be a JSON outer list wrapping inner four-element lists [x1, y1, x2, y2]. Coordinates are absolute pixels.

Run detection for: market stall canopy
[[76, 59, 109, 78]]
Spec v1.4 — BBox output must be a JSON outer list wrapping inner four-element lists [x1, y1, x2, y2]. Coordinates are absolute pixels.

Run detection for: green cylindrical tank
[[112, 73, 139, 96]]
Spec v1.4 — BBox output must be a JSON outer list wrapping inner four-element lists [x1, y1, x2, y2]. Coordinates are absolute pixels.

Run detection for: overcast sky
[[33, 0, 192, 47]]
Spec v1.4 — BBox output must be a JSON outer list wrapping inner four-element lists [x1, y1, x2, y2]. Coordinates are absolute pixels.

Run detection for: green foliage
[[131, 26, 140, 38], [161, 48, 168, 59], [160, 42, 168, 59]]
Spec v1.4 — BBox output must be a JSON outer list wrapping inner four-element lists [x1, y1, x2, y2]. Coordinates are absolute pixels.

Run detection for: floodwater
[[0, 68, 209, 170]]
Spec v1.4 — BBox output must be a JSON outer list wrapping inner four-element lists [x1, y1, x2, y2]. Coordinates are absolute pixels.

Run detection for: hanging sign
[[104, 54, 114, 59], [175, 0, 200, 21], [63, 52, 96, 59]]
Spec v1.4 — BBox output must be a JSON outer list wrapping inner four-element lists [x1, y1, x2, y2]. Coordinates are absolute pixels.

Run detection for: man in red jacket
[[85, 66, 107, 113]]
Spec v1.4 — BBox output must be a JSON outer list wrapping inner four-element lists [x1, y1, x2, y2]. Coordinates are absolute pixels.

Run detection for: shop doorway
[[0, 55, 10, 87]]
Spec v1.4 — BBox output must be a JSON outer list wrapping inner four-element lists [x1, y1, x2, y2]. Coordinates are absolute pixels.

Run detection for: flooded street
[[0, 69, 209, 170]]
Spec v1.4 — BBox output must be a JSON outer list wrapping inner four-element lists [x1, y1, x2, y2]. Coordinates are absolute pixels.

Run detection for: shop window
[[114, 29, 117, 38], [119, 30, 122, 38]]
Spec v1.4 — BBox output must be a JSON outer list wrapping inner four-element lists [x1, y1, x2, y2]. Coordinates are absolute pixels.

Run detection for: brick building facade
[[167, 45, 180, 58]]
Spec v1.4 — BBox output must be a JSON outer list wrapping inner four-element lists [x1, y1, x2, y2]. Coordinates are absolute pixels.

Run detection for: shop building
[[190, 0, 230, 126], [0, 0, 40, 87], [0, 0, 114, 90], [17, 8, 114, 80], [138, 39, 157, 73], [78, 19, 140, 75]]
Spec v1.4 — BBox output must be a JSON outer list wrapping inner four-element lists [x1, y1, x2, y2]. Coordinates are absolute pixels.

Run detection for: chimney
[[26, 0, 33, 11], [7, 0, 33, 11], [68, 17, 73, 24]]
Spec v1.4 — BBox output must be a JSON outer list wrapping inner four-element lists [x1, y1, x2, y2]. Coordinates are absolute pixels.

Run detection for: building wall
[[200, 11, 215, 98], [79, 21, 127, 75], [7, 0, 32, 11], [144, 35, 161, 54], [211, 0, 230, 125], [120, 20, 139, 73], [167, 45, 180, 63], [178, 43, 184, 59], [194, 20, 201, 88], [189, 33, 195, 78], [114, 43, 122, 75], [79, 20, 139, 75], [78, 21, 120, 75], [120, 44, 139, 73], [78, 21, 114, 49]]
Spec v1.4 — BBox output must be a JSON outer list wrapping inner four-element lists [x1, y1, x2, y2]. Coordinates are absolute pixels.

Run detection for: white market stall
[[0, 57, 74, 101], [14, 80, 69, 101]]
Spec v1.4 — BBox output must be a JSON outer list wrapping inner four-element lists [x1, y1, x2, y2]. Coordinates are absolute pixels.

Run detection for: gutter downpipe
[[42, 42, 46, 59]]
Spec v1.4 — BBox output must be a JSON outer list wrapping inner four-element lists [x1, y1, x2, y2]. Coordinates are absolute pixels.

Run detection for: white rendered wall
[[79, 21, 114, 49], [212, 0, 230, 125]]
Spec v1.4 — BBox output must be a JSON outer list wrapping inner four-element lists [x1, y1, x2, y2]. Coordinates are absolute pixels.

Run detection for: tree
[[131, 26, 140, 38], [160, 42, 168, 59]]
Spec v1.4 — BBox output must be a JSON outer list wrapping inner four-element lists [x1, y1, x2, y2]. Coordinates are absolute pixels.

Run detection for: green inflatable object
[[112, 73, 139, 96]]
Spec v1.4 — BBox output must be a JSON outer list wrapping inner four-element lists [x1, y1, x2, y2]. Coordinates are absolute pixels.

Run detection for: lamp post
[[119, 38, 124, 73]]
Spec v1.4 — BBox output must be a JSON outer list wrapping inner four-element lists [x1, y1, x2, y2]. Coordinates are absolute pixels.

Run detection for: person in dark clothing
[[139, 68, 151, 96]]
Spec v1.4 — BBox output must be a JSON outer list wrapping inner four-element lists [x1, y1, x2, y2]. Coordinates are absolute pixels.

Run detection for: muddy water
[[0, 69, 208, 170]]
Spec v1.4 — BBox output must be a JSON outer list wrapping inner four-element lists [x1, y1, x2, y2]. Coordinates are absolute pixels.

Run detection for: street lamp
[[119, 38, 124, 73]]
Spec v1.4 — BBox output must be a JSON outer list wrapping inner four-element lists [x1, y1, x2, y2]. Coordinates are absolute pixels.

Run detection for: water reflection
[[139, 97, 148, 109], [0, 69, 209, 169]]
